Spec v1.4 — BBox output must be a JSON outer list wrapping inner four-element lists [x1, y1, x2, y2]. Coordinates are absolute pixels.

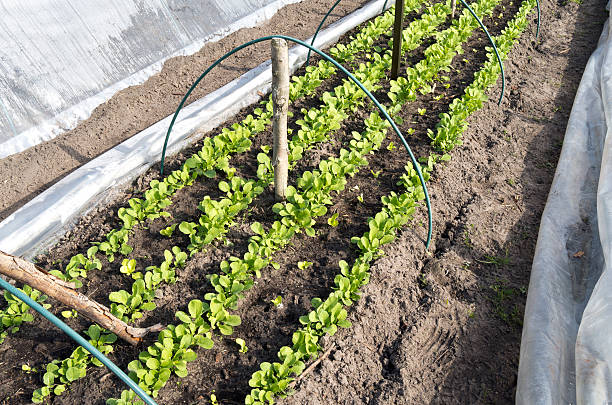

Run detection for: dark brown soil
[[0, 0, 608, 404]]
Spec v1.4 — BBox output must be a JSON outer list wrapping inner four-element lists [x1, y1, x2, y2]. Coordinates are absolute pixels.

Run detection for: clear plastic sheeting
[[0, 0, 301, 158], [516, 6, 612, 404], [0, 0, 390, 259]]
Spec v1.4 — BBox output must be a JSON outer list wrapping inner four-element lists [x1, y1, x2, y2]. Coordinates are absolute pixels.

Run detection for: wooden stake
[[271, 38, 289, 201], [451, 0, 457, 18], [0, 250, 162, 345], [390, 0, 406, 80]]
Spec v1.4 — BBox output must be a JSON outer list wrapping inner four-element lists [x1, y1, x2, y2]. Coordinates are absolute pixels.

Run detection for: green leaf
[[196, 335, 214, 349], [176, 311, 191, 324], [42, 371, 55, 386], [65, 366, 81, 382], [218, 324, 233, 335], [109, 290, 129, 305], [250, 222, 264, 235], [183, 350, 197, 362], [188, 300, 203, 319], [219, 181, 230, 193], [146, 358, 160, 370], [87, 325, 101, 341], [225, 314, 241, 326]]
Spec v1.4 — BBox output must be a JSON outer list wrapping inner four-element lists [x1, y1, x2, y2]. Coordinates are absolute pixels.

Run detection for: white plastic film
[[516, 6, 612, 404], [0, 0, 302, 158]]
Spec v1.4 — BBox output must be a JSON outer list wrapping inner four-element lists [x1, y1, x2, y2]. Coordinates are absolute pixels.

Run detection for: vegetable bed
[[0, 0, 606, 403]]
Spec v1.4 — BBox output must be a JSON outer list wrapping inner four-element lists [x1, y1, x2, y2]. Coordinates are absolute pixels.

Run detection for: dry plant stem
[[452, 0, 457, 17], [289, 345, 334, 388], [0, 250, 162, 345], [271, 37, 289, 201]]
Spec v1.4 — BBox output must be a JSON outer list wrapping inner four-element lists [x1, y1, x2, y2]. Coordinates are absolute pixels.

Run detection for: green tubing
[[382, 0, 390, 12], [305, 0, 342, 66], [160, 35, 433, 249], [0, 278, 158, 405], [536, 0, 540, 39], [457, 0, 506, 105]]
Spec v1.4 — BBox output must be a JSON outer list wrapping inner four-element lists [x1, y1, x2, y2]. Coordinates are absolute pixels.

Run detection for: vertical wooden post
[[390, 0, 405, 80], [271, 38, 289, 201]]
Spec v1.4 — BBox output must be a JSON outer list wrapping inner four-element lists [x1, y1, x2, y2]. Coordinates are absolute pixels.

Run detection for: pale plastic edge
[[516, 6, 612, 404], [0, 0, 302, 159], [0, 0, 389, 258]]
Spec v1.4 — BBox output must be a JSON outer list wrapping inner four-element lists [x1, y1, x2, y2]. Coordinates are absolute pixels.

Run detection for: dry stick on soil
[[452, 0, 457, 18], [289, 345, 334, 389], [271, 38, 289, 201], [0, 250, 162, 345]]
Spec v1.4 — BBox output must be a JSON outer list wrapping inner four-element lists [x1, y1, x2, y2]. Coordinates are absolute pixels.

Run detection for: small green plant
[[488, 279, 526, 326], [386, 141, 396, 151], [271, 296, 283, 307], [417, 108, 426, 115], [327, 213, 339, 227], [160, 224, 176, 237], [370, 169, 382, 178], [357, 193, 364, 203], [297, 261, 313, 270], [60, 309, 78, 319], [477, 249, 511, 267], [463, 225, 474, 249], [235, 338, 248, 354], [418, 273, 428, 288], [22, 364, 38, 374]]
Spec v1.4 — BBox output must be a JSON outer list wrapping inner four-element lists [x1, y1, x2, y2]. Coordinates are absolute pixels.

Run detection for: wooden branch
[[289, 345, 334, 388], [451, 0, 457, 18], [271, 38, 289, 201], [0, 250, 162, 345]]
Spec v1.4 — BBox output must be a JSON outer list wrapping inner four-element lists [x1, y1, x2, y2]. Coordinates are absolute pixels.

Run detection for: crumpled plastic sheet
[[516, 5, 612, 404], [0, 0, 302, 158], [0, 0, 391, 259]]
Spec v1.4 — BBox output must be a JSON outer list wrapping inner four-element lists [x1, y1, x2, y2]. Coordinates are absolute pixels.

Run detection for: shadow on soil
[[430, 0, 607, 403]]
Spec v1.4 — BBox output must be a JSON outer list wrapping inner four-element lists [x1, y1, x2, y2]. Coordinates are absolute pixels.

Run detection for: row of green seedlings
[[107, 88, 396, 405], [33, 0, 498, 398], [246, 0, 537, 402], [163, 0, 449, 250], [246, 160, 427, 405], [104, 0, 498, 403], [104, 0, 497, 400], [0, 0, 424, 344], [429, 0, 537, 151], [30, 1, 444, 400]]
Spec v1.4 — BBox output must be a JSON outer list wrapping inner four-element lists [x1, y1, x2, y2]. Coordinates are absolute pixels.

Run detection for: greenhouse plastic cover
[[0, 0, 302, 158], [516, 4, 612, 404], [0, 0, 391, 258]]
